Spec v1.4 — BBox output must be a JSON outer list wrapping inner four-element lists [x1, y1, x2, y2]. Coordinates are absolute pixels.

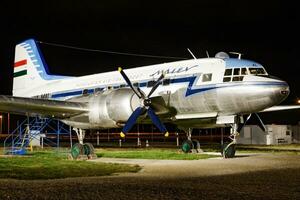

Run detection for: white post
[[69, 126, 73, 148], [97, 131, 100, 146], [188, 128, 192, 140], [176, 132, 179, 146], [119, 139, 122, 147], [41, 136, 44, 149], [137, 124, 140, 146]]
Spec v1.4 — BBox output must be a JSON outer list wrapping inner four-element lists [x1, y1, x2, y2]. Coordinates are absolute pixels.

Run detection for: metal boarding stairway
[[3, 117, 57, 155]]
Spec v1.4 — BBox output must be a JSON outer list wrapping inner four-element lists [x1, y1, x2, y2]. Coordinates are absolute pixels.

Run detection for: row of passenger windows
[[88, 74, 214, 95], [86, 68, 267, 95], [91, 79, 172, 94]]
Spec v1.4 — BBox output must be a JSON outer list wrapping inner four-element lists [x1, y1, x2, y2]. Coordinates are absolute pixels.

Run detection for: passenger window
[[241, 68, 248, 75], [232, 76, 244, 82], [223, 77, 231, 82], [120, 84, 126, 88], [202, 73, 212, 82], [162, 79, 170, 86], [224, 69, 232, 76], [82, 89, 89, 95], [234, 68, 240, 75], [94, 88, 103, 93], [133, 82, 139, 87], [147, 80, 156, 87]]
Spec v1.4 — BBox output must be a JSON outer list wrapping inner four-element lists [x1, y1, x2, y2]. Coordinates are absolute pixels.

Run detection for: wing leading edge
[[0, 95, 88, 118]]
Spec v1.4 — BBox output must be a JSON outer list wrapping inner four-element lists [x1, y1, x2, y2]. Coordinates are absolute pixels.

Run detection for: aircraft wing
[[0, 95, 88, 118], [260, 105, 300, 112]]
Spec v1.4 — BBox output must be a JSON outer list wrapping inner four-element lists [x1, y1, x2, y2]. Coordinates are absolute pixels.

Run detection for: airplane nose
[[277, 80, 290, 100]]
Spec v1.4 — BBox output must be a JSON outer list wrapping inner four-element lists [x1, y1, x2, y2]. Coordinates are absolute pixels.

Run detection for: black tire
[[182, 140, 193, 153], [192, 140, 200, 150], [221, 142, 236, 158], [83, 143, 95, 155]]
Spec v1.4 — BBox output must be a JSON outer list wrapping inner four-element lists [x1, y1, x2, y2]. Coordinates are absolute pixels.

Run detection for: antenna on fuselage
[[187, 48, 197, 60], [229, 52, 243, 59], [206, 50, 210, 58]]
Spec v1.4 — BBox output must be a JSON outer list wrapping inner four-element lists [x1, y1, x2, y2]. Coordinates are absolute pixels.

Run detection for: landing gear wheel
[[71, 143, 84, 159], [182, 140, 193, 153], [192, 140, 200, 150], [83, 143, 95, 156], [221, 142, 236, 158]]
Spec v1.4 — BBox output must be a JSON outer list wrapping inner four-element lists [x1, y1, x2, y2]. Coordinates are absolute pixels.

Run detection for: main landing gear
[[221, 122, 239, 158], [70, 128, 97, 160], [181, 128, 202, 153]]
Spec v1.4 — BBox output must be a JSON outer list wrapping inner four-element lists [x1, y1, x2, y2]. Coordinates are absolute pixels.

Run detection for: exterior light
[[298, 99, 300, 104]]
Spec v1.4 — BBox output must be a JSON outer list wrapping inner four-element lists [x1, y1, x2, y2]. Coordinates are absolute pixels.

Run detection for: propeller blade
[[120, 107, 144, 138], [118, 67, 142, 98], [254, 113, 266, 132], [147, 73, 165, 98], [147, 107, 169, 137]]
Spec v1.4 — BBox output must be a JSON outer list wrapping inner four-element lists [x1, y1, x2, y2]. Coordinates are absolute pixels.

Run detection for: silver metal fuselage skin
[[169, 77, 288, 116], [59, 58, 289, 129]]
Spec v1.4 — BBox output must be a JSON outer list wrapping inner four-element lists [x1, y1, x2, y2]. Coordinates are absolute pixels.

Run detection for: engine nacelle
[[88, 88, 140, 128]]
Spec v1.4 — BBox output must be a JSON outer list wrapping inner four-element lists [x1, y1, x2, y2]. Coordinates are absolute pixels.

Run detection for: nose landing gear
[[222, 122, 239, 158]]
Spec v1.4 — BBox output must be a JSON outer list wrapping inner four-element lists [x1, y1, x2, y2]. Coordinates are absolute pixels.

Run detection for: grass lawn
[[96, 148, 219, 160], [0, 150, 140, 180]]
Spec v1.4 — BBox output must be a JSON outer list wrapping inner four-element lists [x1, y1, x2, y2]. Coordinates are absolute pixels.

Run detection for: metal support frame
[[57, 120, 60, 148], [187, 128, 192, 140], [229, 123, 239, 144], [73, 128, 85, 144]]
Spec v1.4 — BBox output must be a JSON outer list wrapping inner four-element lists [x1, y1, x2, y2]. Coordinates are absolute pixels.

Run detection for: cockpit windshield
[[249, 68, 267, 75]]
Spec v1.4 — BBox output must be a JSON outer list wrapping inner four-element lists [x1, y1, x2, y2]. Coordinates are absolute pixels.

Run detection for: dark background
[[0, 0, 299, 123]]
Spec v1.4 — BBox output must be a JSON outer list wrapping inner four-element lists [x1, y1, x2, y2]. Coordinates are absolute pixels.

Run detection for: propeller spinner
[[118, 67, 169, 138]]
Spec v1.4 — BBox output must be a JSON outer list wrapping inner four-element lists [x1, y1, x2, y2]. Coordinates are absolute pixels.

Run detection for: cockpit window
[[232, 76, 244, 82], [224, 67, 245, 82], [241, 68, 248, 75], [249, 68, 266, 75], [202, 73, 212, 82], [233, 68, 240, 75], [224, 69, 232, 76]]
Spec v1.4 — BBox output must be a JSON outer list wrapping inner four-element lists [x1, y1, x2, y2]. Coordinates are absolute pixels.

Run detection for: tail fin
[[13, 39, 69, 97]]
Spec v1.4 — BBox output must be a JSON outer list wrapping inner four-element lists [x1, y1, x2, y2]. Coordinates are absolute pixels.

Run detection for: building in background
[[237, 124, 300, 145]]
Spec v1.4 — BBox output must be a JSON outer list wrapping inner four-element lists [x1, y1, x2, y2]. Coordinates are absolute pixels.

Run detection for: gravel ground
[[1, 153, 300, 200]]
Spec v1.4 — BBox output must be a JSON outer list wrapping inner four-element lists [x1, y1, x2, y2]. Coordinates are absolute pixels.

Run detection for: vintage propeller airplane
[[1, 39, 299, 158]]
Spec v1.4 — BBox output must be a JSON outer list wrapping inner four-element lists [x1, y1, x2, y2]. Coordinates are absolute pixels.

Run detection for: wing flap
[[175, 112, 218, 119], [0, 95, 88, 118]]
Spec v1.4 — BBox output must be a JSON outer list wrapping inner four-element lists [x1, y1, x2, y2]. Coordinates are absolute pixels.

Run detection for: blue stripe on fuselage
[[50, 75, 288, 100]]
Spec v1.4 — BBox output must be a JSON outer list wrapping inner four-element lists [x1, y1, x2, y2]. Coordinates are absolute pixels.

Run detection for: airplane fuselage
[[16, 57, 288, 129]]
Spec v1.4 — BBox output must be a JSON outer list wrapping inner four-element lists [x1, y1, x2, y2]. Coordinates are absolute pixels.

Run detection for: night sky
[[0, 0, 299, 106]]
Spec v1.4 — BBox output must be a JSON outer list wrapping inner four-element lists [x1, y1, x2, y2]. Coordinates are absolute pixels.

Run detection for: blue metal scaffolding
[[3, 116, 71, 155]]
